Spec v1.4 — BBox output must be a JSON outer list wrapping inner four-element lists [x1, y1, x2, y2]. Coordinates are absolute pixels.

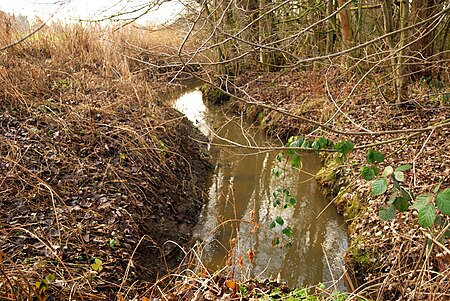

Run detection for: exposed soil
[[229, 70, 450, 300], [0, 29, 211, 299]]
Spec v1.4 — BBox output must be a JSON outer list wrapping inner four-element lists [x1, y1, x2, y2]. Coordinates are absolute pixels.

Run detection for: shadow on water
[[173, 87, 348, 290]]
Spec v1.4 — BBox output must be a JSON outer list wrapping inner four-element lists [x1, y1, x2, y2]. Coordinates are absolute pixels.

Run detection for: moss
[[316, 156, 343, 199], [316, 155, 361, 219], [346, 238, 381, 287], [200, 84, 230, 105], [334, 189, 361, 220]]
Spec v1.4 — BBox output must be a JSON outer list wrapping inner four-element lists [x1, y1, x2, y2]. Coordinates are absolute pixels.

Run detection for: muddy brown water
[[173, 88, 348, 290]]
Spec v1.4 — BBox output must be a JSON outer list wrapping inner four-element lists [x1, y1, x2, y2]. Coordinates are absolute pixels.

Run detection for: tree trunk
[[258, 0, 273, 70], [337, 0, 352, 69], [409, 0, 439, 80], [396, 0, 409, 103], [310, 8, 318, 70], [382, 0, 398, 96], [326, 0, 336, 54]]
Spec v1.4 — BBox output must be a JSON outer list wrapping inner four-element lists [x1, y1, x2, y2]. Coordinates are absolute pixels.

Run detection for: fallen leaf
[[225, 280, 239, 291], [247, 248, 255, 263]]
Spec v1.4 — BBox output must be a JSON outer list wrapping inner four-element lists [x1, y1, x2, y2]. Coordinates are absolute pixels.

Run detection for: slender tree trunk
[[310, 8, 318, 70], [409, 0, 439, 80], [337, 0, 352, 69], [439, 17, 450, 62], [326, 0, 336, 54], [204, 1, 228, 76], [396, 0, 409, 103], [246, 0, 260, 67], [382, 0, 398, 96], [258, 0, 273, 70]]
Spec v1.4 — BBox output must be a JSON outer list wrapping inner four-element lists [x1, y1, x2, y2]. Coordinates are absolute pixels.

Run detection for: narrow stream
[[173, 88, 348, 290]]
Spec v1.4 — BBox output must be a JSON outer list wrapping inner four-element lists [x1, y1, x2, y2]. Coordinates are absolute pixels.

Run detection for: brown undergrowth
[[0, 23, 210, 299], [134, 234, 349, 301], [231, 70, 450, 300]]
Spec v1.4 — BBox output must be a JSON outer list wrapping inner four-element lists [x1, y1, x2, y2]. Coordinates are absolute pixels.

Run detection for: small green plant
[[269, 153, 297, 247], [108, 238, 120, 248], [35, 274, 55, 301], [119, 152, 126, 160], [91, 258, 103, 272], [269, 135, 354, 248], [362, 148, 450, 229], [285, 135, 354, 164]]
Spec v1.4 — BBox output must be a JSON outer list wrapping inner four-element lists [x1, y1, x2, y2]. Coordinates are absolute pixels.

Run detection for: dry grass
[[0, 19, 210, 300]]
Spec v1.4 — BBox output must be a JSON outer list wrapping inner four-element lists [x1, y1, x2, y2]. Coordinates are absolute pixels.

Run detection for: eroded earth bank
[[0, 27, 211, 299]]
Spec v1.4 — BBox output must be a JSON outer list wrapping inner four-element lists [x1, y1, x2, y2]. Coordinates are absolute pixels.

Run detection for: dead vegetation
[[0, 21, 210, 299]]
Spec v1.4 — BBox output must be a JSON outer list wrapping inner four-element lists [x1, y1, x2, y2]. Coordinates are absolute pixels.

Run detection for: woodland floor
[[229, 70, 450, 300]]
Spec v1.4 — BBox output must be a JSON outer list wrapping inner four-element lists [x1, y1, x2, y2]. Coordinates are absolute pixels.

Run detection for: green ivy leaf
[[382, 166, 394, 177], [301, 140, 313, 148], [395, 164, 412, 171], [313, 137, 333, 149], [272, 167, 282, 177], [311, 140, 320, 150], [361, 165, 379, 181], [322, 137, 334, 148], [272, 237, 280, 246], [372, 177, 388, 196], [393, 171, 405, 182], [288, 197, 296, 206], [282, 227, 293, 237], [400, 188, 413, 201], [413, 193, 433, 210], [366, 149, 384, 164], [287, 136, 304, 148], [436, 188, 450, 215], [393, 197, 409, 212], [379, 205, 396, 220], [276, 153, 283, 162], [418, 204, 437, 228], [334, 141, 355, 155], [290, 155, 301, 169], [275, 216, 284, 226]]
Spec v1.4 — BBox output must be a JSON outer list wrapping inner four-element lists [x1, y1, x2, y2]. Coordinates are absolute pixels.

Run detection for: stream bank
[[0, 29, 212, 300], [220, 70, 450, 300]]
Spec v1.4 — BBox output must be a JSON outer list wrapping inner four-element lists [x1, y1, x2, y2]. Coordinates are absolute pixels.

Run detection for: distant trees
[[177, 0, 449, 101]]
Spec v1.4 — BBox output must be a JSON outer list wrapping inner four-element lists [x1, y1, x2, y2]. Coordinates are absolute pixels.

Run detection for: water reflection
[[173, 88, 348, 290]]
